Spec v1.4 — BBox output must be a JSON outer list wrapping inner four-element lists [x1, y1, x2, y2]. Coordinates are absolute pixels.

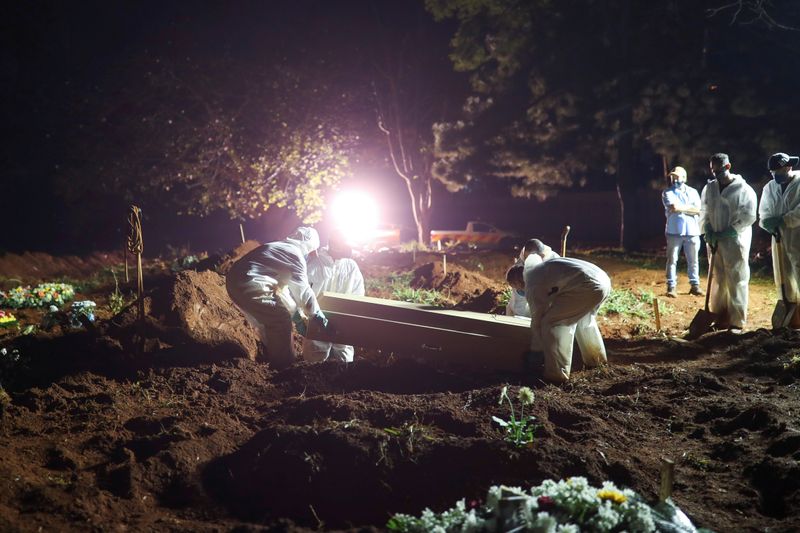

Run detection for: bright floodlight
[[331, 190, 379, 245]]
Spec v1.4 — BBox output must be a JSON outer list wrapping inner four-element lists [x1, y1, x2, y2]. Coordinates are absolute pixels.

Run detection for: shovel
[[771, 229, 797, 329], [688, 245, 717, 339]]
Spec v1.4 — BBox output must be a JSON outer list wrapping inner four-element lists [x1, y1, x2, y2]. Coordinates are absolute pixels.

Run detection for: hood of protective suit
[[285, 226, 320, 256]]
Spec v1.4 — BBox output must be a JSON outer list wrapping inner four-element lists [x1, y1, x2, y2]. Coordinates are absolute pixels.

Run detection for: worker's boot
[[689, 284, 704, 296], [666, 286, 678, 298]]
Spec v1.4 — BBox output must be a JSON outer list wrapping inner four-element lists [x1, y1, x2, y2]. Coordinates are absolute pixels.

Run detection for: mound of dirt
[[195, 240, 261, 275], [411, 261, 506, 312], [109, 270, 260, 362]]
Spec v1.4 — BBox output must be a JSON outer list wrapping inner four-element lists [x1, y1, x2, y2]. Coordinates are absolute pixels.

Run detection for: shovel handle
[[703, 245, 716, 313], [561, 225, 571, 257], [774, 229, 792, 303]]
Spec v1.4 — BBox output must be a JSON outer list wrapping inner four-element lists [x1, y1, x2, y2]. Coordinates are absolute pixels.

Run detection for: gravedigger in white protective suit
[[506, 239, 560, 318], [225, 227, 328, 370], [759, 152, 800, 328], [523, 256, 611, 383], [700, 153, 757, 330], [303, 239, 365, 362]]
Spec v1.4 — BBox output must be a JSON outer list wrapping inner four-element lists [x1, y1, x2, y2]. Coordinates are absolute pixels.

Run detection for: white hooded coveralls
[[759, 176, 800, 315], [506, 289, 530, 318], [524, 257, 611, 383], [303, 249, 365, 362], [225, 227, 321, 369], [507, 247, 561, 318], [700, 175, 757, 328]]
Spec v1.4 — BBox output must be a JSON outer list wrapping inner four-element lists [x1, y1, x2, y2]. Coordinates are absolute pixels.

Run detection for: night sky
[[3, 1, 800, 255]]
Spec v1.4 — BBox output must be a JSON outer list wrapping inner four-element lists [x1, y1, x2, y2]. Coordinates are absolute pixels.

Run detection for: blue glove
[[762, 216, 784, 235], [291, 310, 307, 336], [718, 227, 737, 240], [311, 310, 329, 330]]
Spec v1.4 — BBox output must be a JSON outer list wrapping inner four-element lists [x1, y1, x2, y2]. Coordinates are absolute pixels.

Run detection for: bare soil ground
[[0, 247, 798, 532]]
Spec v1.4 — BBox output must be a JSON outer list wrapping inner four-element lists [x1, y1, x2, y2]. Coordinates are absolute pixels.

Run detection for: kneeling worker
[[226, 227, 328, 370], [517, 256, 611, 383], [304, 236, 365, 362]]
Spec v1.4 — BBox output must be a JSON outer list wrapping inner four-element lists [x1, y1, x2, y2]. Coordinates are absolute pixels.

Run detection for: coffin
[[306, 292, 532, 371]]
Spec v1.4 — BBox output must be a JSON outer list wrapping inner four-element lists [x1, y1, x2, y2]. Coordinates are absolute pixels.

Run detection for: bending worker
[[519, 255, 612, 383], [226, 227, 328, 370], [507, 239, 560, 317], [662, 165, 703, 298], [759, 152, 800, 327], [700, 153, 757, 331], [303, 236, 365, 361]]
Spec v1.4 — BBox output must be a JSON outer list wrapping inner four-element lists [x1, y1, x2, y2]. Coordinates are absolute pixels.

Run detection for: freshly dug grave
[[1, 251, 799, 532]]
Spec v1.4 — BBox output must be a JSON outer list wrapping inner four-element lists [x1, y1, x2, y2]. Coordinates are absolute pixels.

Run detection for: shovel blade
[[688, 309, 715, 339], [771, 301, 798, 329]]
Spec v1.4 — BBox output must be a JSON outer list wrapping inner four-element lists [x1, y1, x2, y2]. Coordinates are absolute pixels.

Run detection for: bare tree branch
[[707, 0, 800, 30]]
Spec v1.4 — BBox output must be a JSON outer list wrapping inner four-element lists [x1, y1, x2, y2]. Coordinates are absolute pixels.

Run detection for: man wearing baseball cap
[[700, 153, 757, 331], [758, 152, 800, 327], [662, 165, 703, 298]]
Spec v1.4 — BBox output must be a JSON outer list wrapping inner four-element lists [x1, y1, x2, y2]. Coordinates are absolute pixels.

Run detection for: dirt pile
[[411, 261, 506, 312], [108, 269, 260, 362], [195, 240, 261, 275]]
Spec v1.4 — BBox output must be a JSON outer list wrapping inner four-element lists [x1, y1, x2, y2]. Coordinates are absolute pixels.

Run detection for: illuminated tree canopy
[[58, 55, 354, 224]]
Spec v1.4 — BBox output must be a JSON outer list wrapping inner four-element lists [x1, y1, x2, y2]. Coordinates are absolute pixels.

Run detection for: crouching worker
[[515, 256, 611, 383], [505, 260, 530, 317], [303, 236, 365, 362], [507, 239, 560, 317], [226, 227, 328, 370]]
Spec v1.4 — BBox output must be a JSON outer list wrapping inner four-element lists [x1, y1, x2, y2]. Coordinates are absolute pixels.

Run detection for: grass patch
[[365, 272, 414, 296], [499, 287, 512, 308], [599, 288, 671, 319], [392, 286, 448, 306]]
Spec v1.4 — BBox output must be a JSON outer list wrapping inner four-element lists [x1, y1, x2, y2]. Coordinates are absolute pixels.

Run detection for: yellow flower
[[597, 489, 627, 504]]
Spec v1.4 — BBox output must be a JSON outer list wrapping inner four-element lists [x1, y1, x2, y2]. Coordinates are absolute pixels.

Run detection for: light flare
[[331, 190, 379, 245]]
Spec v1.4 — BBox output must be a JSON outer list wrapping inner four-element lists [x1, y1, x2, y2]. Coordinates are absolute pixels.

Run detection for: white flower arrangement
[[387, 477, 707, 533]]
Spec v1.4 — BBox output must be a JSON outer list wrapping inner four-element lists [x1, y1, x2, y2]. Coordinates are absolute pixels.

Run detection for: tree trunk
[[403, 175, 433, 246]]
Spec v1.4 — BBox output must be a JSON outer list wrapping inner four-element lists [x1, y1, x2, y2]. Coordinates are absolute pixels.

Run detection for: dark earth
[[0, 245, 798, 532]]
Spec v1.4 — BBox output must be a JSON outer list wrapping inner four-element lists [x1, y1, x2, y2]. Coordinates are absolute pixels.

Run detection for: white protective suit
[[507, 245, 561, 318], [759, 176, 800, 319], [524, 257, 611, 383], [700, 175, 757, 328], [506, 289, 530, 318], [302, 249, 365, 362], [225, 227, 321, 369]]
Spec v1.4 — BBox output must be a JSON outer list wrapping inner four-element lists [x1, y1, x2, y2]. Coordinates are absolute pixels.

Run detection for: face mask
[[670, 178, 685, 188], [772, 170, 791, 185]]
